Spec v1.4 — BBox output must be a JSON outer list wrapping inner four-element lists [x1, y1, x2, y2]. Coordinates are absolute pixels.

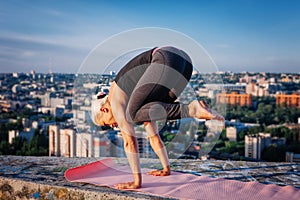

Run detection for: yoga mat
[[65, 158, 300, 200]]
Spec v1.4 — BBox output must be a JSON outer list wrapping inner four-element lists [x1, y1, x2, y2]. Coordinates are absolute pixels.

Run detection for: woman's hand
[[114, 181, 141, 189]]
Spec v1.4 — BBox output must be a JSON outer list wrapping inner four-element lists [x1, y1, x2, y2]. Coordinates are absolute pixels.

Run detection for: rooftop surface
[[0, 156, 299, 199]]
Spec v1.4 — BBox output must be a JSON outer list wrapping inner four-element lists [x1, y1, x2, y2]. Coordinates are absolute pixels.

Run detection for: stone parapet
[[0, 177, 164, 200], [0, 156, 299, 199]]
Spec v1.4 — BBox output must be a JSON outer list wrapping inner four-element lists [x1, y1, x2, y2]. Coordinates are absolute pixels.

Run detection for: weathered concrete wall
[[0, 177, 161, 200], [0, 156, 176, 200], [0, 156, 299, 199]]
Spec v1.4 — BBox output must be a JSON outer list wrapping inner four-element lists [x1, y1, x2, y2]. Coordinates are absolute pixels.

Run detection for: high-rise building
[[216, 92, 252, 106], [246, 82, 269, 96], [49, 125, 128, 158], [226, 127, 238, 142], [245, 133, 271, 160], [276, 93, 300, 108]]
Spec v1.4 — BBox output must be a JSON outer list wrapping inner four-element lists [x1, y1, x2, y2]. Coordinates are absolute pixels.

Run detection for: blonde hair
[[90, 95, 108, 126]]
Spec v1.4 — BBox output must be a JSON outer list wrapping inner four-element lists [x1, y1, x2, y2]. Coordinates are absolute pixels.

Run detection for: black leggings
[[126, 47, 193, 123]]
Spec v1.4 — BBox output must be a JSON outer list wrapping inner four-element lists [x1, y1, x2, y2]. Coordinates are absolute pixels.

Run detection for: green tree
[[26, 131, 48, 156], [287, 142, 300, 154], [247, 126, 261, 135], [219, 129, 227, 141], [261, 144, 286, 162], [10, 136, 26, 155], [0, 125, 8, 141], [238, 130, 245, 141], [224, 141, 238, 154], [0, 141, 11, 155]]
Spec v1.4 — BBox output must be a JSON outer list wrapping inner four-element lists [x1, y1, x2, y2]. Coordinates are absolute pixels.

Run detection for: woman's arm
[[109, 82, 142, 189], [144, 121, 170, 176]]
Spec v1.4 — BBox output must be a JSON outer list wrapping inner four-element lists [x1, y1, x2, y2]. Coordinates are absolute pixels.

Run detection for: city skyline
[[0, 0, 300, 73]]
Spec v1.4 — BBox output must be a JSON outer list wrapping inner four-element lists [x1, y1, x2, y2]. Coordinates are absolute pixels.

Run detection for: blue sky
[[0, 0, 299, 73]]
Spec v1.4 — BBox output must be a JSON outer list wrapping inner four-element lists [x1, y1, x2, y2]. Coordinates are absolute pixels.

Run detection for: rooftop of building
[[0, 156, 299, 199]]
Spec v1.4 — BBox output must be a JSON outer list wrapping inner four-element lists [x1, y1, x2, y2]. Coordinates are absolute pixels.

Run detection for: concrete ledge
[[0, 156, 177, 200], [0, 156, 299, 199], [0, 177, 173, 200]]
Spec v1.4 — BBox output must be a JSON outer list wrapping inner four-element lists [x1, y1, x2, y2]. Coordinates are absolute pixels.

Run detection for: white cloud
[[0, 30, 99, 52]]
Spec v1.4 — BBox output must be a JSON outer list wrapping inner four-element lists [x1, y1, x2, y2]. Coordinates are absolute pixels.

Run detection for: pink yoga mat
[[65, 158, 300, 200]]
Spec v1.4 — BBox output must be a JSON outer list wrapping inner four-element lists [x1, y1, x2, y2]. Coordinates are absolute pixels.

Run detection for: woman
[[91, 46, 223, 189]]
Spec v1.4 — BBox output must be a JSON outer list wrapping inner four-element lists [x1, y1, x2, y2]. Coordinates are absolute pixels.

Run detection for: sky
[[0, 0, 299, 73]]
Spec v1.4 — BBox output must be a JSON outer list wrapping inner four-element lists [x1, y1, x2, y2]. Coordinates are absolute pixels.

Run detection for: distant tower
[[49, 125, 76, 157], [49, 125, 60, 156], [50, 74, 54, 83], [30, 70, 36, 79], [76, 133, 93, 157], [60, 129, 76, 157], [245, 133, 271, 160]]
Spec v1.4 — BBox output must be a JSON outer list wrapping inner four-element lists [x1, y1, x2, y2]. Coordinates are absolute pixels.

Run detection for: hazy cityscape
[[1, 0, 300, 199], [0, 70, 299, 163]]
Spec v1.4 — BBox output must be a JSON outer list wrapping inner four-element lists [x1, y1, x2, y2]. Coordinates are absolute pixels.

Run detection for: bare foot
[[114, 181, 141, 190], [147, 169, 171, 176], [189, 100, 224, 121]]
